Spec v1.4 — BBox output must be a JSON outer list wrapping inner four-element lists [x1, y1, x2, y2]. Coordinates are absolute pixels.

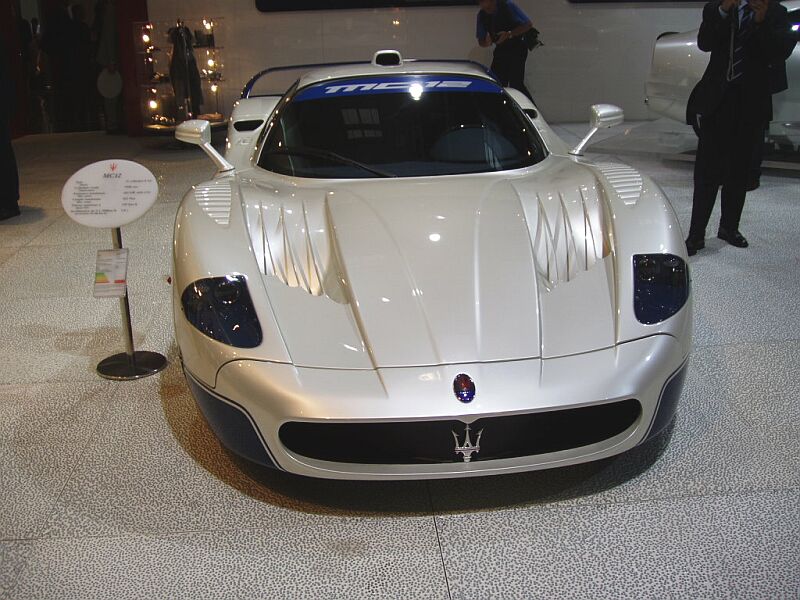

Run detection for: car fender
[[172, 172, 292, 387]]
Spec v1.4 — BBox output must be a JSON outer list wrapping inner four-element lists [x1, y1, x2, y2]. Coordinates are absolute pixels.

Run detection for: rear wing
[[241, 56, 498, 99], [242, 61, 369, 98]]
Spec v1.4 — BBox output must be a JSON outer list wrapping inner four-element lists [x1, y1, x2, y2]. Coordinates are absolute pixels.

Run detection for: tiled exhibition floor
[[1, 126, 798, 599]]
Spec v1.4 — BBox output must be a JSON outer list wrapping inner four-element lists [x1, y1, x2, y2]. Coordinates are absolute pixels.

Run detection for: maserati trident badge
[[452, 424, 483, 463], [453, 373, 476, 403]]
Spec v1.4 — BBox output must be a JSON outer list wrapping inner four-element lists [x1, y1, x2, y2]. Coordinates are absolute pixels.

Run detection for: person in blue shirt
[[476, 0, 534, 100]]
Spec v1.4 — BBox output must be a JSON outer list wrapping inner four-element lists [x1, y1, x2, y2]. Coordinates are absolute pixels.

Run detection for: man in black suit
[[685, 0, 796, 256]]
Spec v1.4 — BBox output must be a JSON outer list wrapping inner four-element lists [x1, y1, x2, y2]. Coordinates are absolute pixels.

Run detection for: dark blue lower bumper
[[184, 371, 279, 469], [643, 359, 689, 443]]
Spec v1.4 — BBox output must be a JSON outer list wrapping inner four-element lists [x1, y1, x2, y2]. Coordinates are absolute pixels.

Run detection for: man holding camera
[[476, 0, 534, 100], [685, 0, 795, 256]]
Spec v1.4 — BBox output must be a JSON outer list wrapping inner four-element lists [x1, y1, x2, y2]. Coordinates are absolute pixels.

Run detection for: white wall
[[146, 0, 704, 122]]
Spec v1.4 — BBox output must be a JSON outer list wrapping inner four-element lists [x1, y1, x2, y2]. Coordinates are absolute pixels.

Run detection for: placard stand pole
[[96, 227, 168, 381], [114, 228, 136, 359]]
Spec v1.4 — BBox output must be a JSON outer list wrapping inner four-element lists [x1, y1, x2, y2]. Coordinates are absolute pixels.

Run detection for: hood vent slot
[[530, 187, 610, 289], [194, 180, 233, 226], [253, 196, 346, 302], [595, 163, 643, 206]]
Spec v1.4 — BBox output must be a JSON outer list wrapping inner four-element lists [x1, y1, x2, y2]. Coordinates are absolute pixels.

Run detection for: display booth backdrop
[[146, 0, 703, 123]]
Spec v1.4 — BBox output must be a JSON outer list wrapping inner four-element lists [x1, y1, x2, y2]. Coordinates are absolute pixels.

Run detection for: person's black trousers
[[688, 85, 765, 240], [0, 118, 20, 215], [491, 43, 533, 102]]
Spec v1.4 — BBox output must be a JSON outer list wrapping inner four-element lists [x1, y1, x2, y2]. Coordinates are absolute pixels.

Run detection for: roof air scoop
[[372, 50, 403, 67]]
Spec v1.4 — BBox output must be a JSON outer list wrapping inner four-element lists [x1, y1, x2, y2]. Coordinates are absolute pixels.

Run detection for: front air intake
[[279, 399, 641, 465]]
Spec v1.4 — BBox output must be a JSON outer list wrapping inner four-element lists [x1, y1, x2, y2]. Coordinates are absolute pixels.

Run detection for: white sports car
[[646, 0, 800, 139], [173, 51, 692, 480]]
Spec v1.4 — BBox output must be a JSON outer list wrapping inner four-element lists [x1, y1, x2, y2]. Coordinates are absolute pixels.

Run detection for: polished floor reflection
[[588, 117, 800, 171], [1, 129, 798, 598]]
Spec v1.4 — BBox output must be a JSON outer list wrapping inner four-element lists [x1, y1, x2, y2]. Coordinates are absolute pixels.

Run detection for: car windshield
[[257, 74, 548, 178]]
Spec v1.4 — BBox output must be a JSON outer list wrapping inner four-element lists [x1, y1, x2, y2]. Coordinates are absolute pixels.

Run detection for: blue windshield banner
[[293, 75, 502, 102]]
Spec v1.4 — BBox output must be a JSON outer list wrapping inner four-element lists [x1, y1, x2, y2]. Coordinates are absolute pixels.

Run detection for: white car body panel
[[239, 162, 617, 368], [225, 97, 278, 168], [174, 57, 692, 479]]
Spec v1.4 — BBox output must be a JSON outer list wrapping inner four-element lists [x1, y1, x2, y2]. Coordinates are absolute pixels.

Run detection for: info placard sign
[[94, 248, 129, 298], [61, 160, 158, 229]]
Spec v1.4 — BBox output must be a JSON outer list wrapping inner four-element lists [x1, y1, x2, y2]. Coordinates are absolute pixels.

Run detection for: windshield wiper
[[269, 146, 395, 178]]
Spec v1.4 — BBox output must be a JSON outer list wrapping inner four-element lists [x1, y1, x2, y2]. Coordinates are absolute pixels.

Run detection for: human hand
[[720, 0, 739, 13], [750, 0, 768, 23], [495, 30, 512, 44]]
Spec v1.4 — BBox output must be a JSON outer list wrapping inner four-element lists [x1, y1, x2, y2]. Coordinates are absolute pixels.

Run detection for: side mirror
[[176, 119, 211, 145], [175, 119, 234, 172], [570, 104, 624, 156], [590, 104, 624, 129]]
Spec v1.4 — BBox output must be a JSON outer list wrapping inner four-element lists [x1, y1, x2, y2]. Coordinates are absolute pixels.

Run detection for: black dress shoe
[[0, 206, 21, 222], [685, 237, 705, 256], [717, 227, 748, 248]]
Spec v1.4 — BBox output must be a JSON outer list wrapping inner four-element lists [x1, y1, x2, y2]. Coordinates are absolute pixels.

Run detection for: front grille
[[279, 399, 641, 465]]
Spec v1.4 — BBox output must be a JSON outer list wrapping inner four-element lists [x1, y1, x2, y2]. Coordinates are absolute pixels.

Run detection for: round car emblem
[[453, 373, 476, 403]]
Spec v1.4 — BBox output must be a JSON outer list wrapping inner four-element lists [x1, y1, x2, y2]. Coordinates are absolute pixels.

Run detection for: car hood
[[239, 160, 618, 369]]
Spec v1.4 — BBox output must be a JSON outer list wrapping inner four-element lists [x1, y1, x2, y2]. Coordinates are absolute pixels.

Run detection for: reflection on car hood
[[239, 159, 618, 369]]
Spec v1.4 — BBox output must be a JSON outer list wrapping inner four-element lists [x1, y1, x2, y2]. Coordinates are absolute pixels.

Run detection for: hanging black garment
[[168, 25, 204, 118]]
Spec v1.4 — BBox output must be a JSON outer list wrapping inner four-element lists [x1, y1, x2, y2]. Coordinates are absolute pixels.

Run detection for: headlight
[[181, 275, 262, 347], [633, 254, 689, 325]]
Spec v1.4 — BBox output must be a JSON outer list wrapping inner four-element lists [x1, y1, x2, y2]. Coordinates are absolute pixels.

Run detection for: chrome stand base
[[97, 351, 168, 381]]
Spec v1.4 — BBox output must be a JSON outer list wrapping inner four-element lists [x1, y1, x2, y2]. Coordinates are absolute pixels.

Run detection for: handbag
[[523, 27, 543, 51]]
